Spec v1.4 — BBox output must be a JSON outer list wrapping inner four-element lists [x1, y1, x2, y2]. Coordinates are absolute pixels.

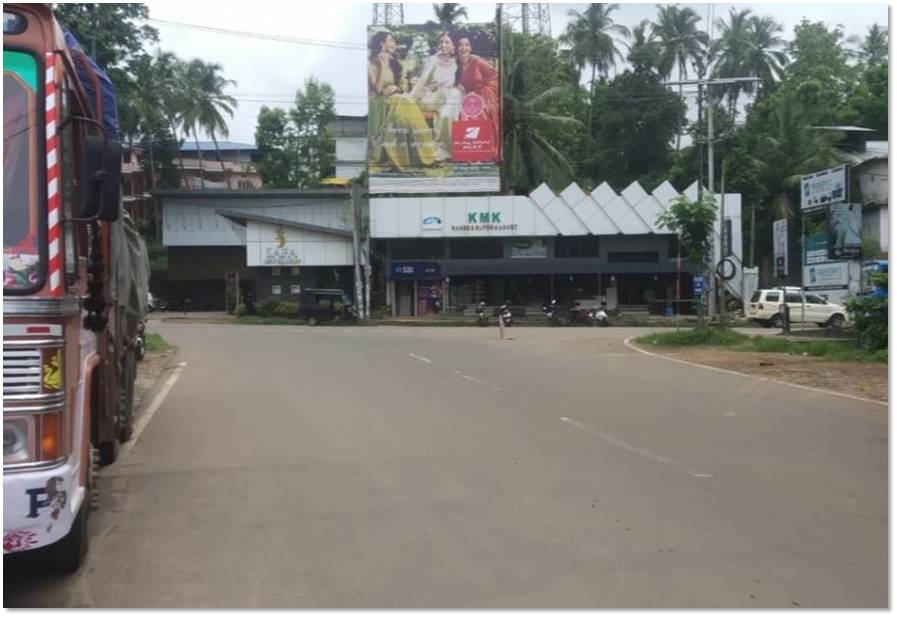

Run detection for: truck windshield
[[4, 50, 43, 292]]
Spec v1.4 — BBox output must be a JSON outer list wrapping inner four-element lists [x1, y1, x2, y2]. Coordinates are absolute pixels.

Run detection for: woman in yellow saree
[[367, 31, 439, 173]]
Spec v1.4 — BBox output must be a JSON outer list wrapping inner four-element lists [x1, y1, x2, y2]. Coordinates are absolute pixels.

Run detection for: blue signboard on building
[[692, 274, 705, 295], [390, 261, 442, 280]]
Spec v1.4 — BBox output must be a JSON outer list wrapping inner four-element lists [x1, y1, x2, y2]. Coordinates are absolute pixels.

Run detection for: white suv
[[745, 288, 849, 328]]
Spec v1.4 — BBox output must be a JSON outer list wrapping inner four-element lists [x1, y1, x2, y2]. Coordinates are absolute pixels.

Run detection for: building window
[[271, 285, 282, 296], [555, 236, 600, 258], [607, 251, 659, 263], [391, 239, 444, 260], [448, 239, 503, 259], [290, 266, 300, 275], [123, 150, 131, 164], [272, 267, 281, 276]]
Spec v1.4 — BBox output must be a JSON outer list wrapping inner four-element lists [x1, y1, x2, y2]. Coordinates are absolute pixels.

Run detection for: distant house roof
[[841, 141, 888, 167], [179, 141, 257, 152]]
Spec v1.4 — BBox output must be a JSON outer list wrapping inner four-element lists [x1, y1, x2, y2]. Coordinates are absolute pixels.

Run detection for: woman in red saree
[[453, 33, 500, 160]]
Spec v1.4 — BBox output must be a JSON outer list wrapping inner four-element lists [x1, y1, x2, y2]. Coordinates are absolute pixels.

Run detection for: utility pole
[[351, 184, 364, 319], [666, 75, 760, 320]]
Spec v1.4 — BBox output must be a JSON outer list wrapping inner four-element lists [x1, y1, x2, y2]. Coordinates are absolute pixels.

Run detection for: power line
[[146, 17, 366, 51]]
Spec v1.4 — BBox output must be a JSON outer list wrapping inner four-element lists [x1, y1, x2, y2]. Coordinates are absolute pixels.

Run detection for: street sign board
[[801, 165, 847, 210], [692, 274, 705, 295], [773, 218, 788, 277]]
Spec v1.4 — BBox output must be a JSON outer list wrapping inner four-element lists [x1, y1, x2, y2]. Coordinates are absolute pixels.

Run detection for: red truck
[[4, 4, 148, 571]]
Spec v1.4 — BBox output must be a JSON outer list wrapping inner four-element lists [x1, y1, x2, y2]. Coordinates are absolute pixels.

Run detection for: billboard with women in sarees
[[367, 23, 500, 194]]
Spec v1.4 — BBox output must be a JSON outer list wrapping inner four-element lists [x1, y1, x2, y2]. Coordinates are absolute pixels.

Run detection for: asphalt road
[[5, 325, 887, 608]]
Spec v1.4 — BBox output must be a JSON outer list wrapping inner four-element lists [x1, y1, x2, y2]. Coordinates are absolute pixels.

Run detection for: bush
[[639, 326, 748, 347], [257, 300, 299, 318], [845, 273, 888, 351]]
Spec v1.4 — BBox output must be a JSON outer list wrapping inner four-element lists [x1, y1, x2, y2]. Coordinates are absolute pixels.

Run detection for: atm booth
[[389, 261, 443, 317]]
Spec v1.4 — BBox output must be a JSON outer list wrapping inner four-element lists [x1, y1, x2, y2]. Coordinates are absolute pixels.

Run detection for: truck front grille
[[3, 347, 43, 396]]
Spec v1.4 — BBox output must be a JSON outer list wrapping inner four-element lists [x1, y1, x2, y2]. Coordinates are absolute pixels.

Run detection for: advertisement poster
[[803, 262, 849, 290], [773, 218, 788, 278], [367, 23, 500, 194], [827, 202, 862, 260], [801, 165, 847, 210]]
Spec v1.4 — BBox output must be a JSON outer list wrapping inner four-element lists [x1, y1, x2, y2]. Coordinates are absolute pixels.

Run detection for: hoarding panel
[[827, 202, 862, 260], [367, 23, 501, 194], [801, 165, 847, 210]]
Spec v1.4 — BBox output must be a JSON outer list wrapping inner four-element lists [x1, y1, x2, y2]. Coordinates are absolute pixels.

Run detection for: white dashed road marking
[[560, 416, 712, 479], [409, 353, 432, 364]]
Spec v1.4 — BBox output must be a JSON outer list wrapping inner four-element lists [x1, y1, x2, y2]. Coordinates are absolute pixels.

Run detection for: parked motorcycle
[[499, 301, 514, 327], [589, 303, 609, 327], [475, 301, 489, 327], [542, 299, 561, 326]]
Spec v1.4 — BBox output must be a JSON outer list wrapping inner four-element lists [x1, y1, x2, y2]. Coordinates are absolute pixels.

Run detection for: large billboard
[[367, 23, 501, 194]]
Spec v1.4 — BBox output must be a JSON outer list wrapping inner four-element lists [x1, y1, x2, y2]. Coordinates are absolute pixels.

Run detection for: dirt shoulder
[[645, 346, 888, 403], [134, 346, 178, 410]]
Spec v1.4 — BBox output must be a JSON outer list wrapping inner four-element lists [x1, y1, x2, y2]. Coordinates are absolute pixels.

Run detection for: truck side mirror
[[79, 134, 104, 218], [79, 136, 121, 221]]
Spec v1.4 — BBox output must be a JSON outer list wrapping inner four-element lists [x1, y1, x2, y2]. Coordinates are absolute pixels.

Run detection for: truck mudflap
[[3, 462, 85, 554]]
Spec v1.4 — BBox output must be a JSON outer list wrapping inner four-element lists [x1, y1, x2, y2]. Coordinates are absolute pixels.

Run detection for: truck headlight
[[4, 418, 32, 464]]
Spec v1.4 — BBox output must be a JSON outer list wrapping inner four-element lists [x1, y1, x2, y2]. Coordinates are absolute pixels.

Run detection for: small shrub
[[145, 333, 169, 352], [257, 300, 298, 318], [639, 327, 748, 347]]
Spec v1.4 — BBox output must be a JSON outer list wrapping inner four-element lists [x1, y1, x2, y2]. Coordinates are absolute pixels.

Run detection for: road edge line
[[623, 336, 887, 407]]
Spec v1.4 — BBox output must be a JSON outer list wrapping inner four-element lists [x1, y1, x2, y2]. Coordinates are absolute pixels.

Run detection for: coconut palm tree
[[560, 4, 629, 134], [181, 60, 237, 190], [653, 4, 706, 149], [742, 15, 788, 101], [502, 33, 582, 193], [153, 50, 190, 187], [711, 8, 753, 115], [431, 3, 467, 29], [626, 19, 662, 74]]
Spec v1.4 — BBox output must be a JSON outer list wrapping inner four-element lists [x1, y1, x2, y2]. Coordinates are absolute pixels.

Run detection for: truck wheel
[[98, 435, 119, 466], [771, 314, 784, 329], [829, 314, 845, 329]]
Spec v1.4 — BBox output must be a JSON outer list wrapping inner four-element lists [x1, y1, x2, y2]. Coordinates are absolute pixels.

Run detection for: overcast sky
[[141, 1, 889, 145]]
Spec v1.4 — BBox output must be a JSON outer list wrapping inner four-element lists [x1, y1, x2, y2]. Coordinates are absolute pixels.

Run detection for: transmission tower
[[501, 3, 551, 37], [372, 4, 404, 26]]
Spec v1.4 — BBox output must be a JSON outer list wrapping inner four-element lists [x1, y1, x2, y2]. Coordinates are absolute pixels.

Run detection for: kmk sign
[[451, 211, 517, 232]]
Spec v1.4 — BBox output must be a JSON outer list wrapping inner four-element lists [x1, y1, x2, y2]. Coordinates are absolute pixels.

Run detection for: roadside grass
[[636, 328, 886, 364], [145, 333, 170, 352]]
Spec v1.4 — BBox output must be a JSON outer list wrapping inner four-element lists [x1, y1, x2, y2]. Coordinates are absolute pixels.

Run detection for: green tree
[[784, 20, 854, 123], [502, 32, 583, 193], [860, 24, 888, 65], [742, 15, 788, 100], [52, 3, 158, 69], [431, 3, 467, 28], [290, 77, 336, 187], [180, 60, 237, 189], [255, 107, 297, 188], [626, 19, 662, 74], [711, 8, 753, 113], [653, 4, 706, 148], [842, 61, 888, 137], [561, 4, 629, 134], [656, 193, 717, 268], [590, 69, 685, 189]]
